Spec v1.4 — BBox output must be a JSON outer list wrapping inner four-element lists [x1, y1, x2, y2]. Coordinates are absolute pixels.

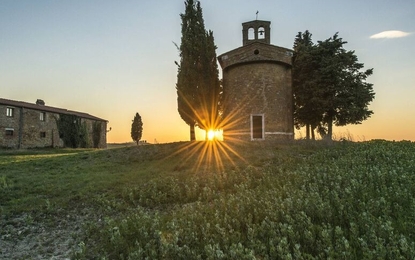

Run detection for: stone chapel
[[218, 20, 294, 141]]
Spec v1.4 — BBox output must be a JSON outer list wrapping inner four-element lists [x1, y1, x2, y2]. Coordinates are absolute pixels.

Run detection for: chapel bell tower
[[242, 20, 271, 46]]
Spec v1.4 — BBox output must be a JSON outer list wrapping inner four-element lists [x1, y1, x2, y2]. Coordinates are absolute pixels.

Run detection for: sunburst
[[172, 82, 264, 172]]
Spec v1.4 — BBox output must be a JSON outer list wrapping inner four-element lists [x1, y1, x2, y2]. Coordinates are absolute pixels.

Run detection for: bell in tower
[[242, 20, 271, 46]]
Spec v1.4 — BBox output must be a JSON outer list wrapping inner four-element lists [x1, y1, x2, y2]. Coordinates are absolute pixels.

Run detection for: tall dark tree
[[316, 33, 374, 140], [131, 112, 143, 145], [293, 31, 322, 140], [196, 30, 222, 133], [175, 0, 221, 141], [293, 32, 375, 140]]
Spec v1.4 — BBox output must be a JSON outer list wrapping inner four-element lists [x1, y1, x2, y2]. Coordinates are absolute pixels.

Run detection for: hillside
[[1, 140, 415, 259]]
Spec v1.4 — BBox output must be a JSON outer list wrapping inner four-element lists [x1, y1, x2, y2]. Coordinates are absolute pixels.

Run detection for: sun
[[207, 129, 215, 141]]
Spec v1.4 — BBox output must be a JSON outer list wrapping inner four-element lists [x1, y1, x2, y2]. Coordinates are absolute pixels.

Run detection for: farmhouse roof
[[0, 97, 107, 122]]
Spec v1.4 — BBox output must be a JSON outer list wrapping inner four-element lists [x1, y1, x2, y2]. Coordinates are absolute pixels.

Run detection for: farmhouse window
[[40, 132, 46, 138], [40, 112, 45, 121], [6, 107, 14, 117], [5, 128, 14, 136]]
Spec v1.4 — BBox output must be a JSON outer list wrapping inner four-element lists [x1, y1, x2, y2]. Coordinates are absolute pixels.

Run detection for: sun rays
[[162, 103, 255, 173], [160, 139, 246, 173], [172, 76, 267, 172]]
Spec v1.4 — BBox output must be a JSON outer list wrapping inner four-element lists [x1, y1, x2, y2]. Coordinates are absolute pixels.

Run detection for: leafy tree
[[175, 0, 221, 141], [317, 33, 375, 140], [293, 31, 322, 140], [293, 32, 375, 140], [131, 113, 143, 145]]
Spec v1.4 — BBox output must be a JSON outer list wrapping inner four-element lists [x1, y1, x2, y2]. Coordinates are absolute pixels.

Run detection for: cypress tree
[[196, 30, 221, 133], [131, 112, 143, 145], [176, 0, 221, 141]]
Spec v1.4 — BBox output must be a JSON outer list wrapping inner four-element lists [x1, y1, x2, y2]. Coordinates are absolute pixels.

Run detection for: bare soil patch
[[0, 210, 92, 260]]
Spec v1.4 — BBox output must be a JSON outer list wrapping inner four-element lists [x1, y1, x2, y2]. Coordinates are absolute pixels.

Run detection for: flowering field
[[74, 140, 415, 259], [1, 140, 414, 259]]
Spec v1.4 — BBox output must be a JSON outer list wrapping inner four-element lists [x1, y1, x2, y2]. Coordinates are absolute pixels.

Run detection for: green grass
[[1, 140, 415, 259], [0, 141, 304, 215]]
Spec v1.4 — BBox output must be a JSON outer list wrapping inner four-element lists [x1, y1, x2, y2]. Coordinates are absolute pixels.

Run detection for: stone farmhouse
[[218, 20, 294, 141], [0, 98, 107, 149]]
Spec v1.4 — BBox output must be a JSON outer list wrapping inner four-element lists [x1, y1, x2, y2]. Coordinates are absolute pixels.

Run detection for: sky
[[1, 0, 414, 143]]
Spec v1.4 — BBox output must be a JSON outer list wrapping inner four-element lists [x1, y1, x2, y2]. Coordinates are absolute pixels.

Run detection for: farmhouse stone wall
[[19, 108, 63, 148], [0, 100, 107, 149], [0, 105, 21, 148]]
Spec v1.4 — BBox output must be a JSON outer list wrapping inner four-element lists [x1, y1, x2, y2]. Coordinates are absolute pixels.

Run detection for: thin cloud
[[370, 30, 411, 39]]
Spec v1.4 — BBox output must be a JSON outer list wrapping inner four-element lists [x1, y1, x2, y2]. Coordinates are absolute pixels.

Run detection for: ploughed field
[[1, 140, 414, 259]]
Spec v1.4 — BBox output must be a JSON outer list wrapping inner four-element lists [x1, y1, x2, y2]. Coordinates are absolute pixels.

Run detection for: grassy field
[[1, 140, 415, 259]]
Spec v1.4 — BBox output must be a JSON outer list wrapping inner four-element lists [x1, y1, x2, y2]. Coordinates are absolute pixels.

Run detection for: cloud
[[370, 30, 411, 39]]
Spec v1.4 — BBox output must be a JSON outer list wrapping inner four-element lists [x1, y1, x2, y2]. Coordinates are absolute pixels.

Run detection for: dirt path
[[0, 212, 87, 259]]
